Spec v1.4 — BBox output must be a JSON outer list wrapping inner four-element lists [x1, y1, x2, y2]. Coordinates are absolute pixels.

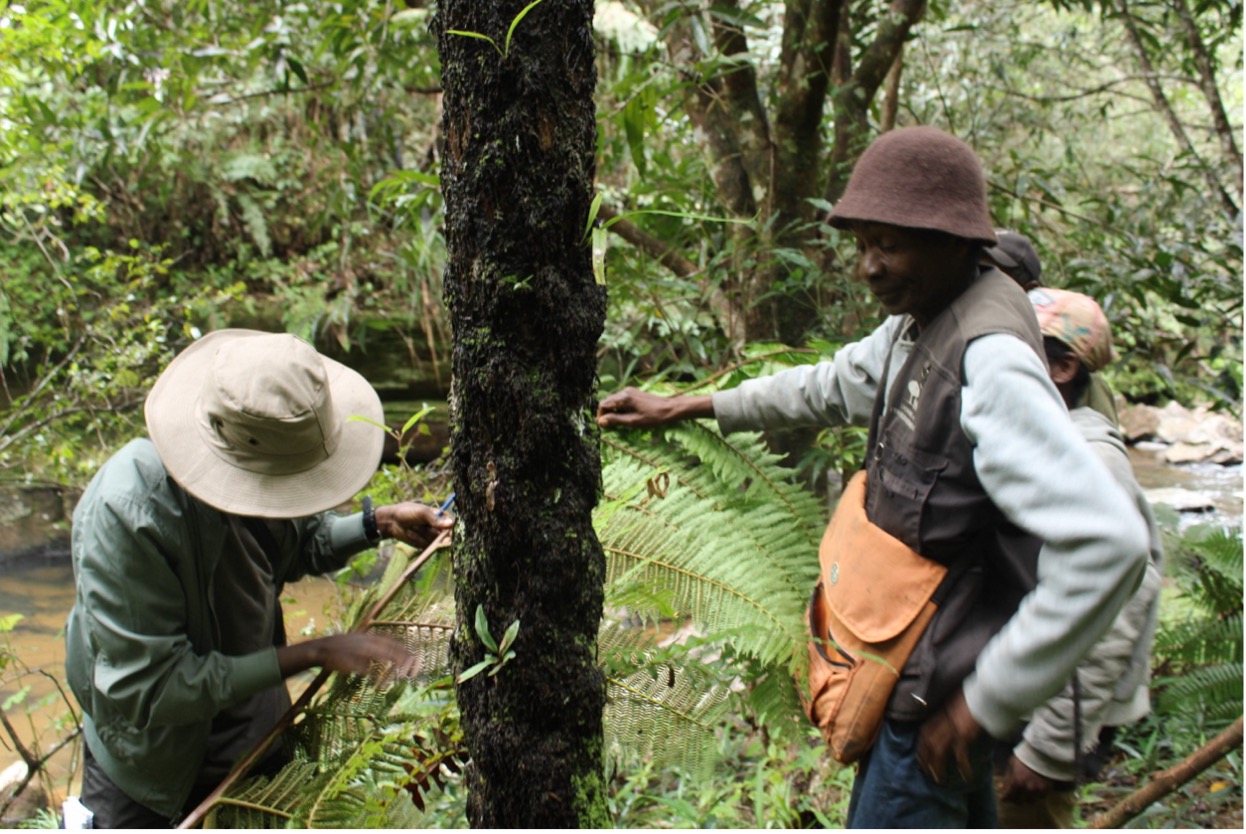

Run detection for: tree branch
[[709, 0, 773, 198], [1088, 716, 1243, 829], [1172, 0, 1243, 202], [597, 204, 698, 278], [1115, 0, 1237, 216], [825, 0, 927, 202]]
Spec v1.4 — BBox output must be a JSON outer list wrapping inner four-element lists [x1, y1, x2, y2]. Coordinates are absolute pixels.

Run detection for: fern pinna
[[203, 425, 826, 826]]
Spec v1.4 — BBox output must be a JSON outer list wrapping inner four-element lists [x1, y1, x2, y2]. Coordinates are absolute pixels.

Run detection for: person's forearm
[[276, 641, 324, 679], [668, 395, 714, 420]]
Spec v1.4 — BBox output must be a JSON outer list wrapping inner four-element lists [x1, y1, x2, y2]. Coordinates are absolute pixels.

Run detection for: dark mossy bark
[[434, 0, 608, 827]]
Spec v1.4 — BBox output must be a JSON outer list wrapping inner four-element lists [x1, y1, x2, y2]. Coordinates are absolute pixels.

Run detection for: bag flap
[[819, 471, 947, 643]]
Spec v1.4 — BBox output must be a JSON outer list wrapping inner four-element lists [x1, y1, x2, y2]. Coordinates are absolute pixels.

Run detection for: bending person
[[65, 329, 454, 828]]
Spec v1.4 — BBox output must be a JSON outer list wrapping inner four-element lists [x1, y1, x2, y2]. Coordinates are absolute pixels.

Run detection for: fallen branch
[[177, 530, 452, 829], [1088, 715, 1243, 829]]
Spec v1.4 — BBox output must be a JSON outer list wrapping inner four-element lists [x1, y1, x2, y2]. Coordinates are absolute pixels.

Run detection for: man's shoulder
[[1070, 406, 1124, 444], [76, 438, 180, 520], [93, 438, 168, 488]]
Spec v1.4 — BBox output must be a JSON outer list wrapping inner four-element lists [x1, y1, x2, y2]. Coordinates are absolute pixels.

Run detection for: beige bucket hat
[[145, 329, 385, 518]]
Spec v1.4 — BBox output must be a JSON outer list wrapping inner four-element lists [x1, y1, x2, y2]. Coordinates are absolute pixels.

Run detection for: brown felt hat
[[144, 329, 386, 518], [828, 126, 997, 244]]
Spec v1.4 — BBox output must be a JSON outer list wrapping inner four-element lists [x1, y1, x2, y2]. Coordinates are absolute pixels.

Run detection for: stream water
[[0, 450, 1240, 815]]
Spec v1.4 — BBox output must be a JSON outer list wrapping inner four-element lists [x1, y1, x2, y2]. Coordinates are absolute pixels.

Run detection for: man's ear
[[1048, 354, 1082, 385]]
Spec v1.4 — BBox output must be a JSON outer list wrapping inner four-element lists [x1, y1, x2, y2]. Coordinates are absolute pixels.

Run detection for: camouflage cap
[[1027, 288, 1114, 372]]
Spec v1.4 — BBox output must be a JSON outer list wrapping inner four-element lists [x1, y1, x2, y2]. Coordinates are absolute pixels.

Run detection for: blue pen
[[437, 492, 457, 516]]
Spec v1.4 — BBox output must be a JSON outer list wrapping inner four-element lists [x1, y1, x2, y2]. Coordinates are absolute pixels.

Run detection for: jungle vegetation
[[0, 0, 1241, 828]]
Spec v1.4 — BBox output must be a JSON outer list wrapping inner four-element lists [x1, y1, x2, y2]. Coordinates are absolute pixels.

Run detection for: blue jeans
[[846, 718, 997, 828]]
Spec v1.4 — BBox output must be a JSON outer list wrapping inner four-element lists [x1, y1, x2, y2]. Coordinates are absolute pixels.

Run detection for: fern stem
[[208, 798, 295, 819]]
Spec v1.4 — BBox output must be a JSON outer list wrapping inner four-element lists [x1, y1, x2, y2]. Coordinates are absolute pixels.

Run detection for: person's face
[[851, 221, 974, 327]]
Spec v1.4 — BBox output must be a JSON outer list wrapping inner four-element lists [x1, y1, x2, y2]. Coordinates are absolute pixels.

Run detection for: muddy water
[[0, 564, 349, 809]]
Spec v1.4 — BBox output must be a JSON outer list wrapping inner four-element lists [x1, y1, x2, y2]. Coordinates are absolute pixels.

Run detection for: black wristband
[[362, 495, 381, 544]]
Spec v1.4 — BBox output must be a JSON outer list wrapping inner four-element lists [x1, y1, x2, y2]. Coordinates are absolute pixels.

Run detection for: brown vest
[[864, 268, 1045, 722]]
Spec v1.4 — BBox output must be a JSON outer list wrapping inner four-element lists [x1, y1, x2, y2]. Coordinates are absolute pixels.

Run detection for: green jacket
[[65, 438, 371, 818]]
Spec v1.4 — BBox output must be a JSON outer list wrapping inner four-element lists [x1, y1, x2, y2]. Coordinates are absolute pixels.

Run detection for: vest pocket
[[873, 446, 948, 552]]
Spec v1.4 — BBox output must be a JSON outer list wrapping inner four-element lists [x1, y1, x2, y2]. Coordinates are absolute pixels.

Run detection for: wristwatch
[[362, 495, 381, 544]]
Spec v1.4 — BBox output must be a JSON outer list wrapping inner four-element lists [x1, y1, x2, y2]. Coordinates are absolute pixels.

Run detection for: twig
[[177, 529, 452, 829], [0, 714, 82, 821], [1087, 715, 1244, 829]]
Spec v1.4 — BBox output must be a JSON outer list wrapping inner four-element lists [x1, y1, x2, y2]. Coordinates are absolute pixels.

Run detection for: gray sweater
[[712, 316, 1148, 738]]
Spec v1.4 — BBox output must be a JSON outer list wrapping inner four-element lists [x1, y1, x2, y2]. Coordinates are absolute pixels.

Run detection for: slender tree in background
[[621, 0, 927, 348], [434, 0, 609, 826]]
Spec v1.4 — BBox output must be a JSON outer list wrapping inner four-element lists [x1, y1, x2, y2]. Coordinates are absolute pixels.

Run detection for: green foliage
[[1081, 523, 1243, 828], [911, 1, 1242, 410], [1, 0, 450, 485], [606, 723, 853, 828], [206, 424, 829, 826], [1153, 524, 1244, 729]]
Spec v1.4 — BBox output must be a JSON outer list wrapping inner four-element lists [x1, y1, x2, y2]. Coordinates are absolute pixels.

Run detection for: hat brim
[[984, 245, 1020, 269], [145, 330, 386, 518]]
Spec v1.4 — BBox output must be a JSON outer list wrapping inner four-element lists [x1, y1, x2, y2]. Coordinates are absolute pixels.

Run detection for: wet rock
[[0, 761, 50, 827], [1119, 403, 1160, 442], [1145, 487, 1216, 513], [0, 486, 76, 565], [1118, 402, 1243, 465]]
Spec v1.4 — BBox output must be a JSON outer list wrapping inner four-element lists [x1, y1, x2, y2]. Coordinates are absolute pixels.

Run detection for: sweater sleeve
[[957, 333, 1149, 739], [711, 317, 903, 433]]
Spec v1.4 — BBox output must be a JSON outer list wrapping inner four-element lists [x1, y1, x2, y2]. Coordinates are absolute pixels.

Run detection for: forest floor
[[1079, 751, 1244, 829]]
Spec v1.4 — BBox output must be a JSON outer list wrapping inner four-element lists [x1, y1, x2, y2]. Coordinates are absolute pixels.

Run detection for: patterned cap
[[1027, 288, 1114, 372]]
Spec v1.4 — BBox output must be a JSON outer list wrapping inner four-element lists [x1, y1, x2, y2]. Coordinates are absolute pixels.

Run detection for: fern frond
[[234, 192, 272, 257], [1155, 611, 1243, 666], [599, 620, 735, 777], [207, 762, 329, 828], [598, 428, 823, 666], [209, 427, 827, 825], [220, 151, 279, 185], [1157, 661, 1245, 722]]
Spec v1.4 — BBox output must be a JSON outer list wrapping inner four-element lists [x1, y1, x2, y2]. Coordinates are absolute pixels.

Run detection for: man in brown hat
[[64, 329, 454, 828], [596, 126, 1148, 827]]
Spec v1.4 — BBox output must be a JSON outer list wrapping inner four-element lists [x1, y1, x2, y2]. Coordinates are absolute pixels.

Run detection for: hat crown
[[828, 126, 996, 243], [198, 334, 340, 474], [1028, 288, 1113, 372]]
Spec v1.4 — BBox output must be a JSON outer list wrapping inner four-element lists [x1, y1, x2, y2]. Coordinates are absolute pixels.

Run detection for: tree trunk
[[435, 1, 608, 827]]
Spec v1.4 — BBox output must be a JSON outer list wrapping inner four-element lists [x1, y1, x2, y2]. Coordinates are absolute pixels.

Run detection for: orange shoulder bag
[[799, 470, 949, 763]]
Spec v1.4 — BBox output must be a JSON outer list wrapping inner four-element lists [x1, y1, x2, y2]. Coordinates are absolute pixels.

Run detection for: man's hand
[[595, 388, 713, 429], [375, 502, 454, 548], [916, 687, 982, 784], [277, 633, 419, 681], [999, 754, 1058, 803]]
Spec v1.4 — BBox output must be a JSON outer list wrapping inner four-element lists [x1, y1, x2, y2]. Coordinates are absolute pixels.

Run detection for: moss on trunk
[[435, 0, 608, 827]]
